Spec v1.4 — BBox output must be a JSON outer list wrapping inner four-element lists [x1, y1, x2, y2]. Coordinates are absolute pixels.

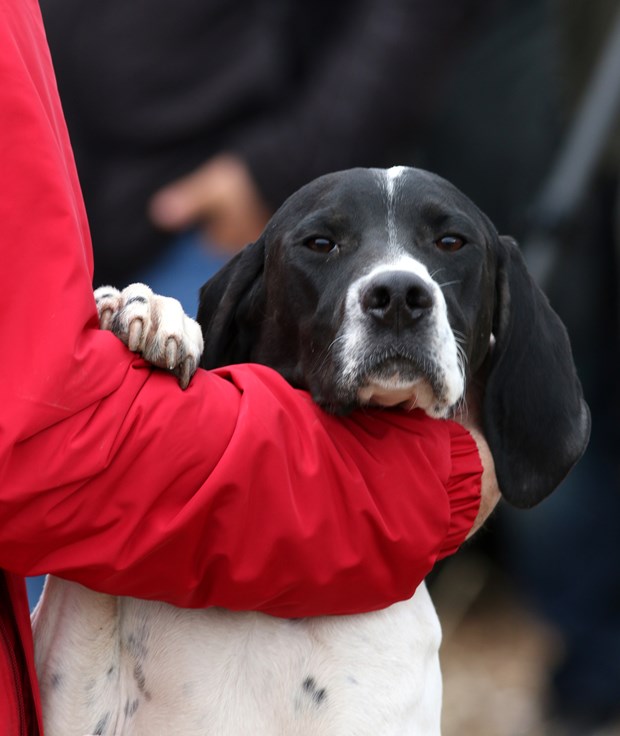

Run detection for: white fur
[[383, 166, 407, 252], [33, 578, 443, 736]]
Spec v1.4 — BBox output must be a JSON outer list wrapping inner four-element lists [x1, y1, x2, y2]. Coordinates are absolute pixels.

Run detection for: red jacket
[[0, 1, 482, 733]]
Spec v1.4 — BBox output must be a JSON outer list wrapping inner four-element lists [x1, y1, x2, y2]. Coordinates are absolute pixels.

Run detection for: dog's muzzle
[[333, 264, 465, 417]]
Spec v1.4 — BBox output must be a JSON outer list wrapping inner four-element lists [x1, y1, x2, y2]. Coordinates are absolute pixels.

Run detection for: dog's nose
[[360, 271, 434, 328]]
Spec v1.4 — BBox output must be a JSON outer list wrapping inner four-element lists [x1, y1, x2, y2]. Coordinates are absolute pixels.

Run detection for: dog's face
[[198, 167, 590, 508], [201, 167, 496, 416]]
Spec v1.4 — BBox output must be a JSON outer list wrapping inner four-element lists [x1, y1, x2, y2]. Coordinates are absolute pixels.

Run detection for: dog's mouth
[[311, 336, 464, 418], [347, 351, 449, 414]]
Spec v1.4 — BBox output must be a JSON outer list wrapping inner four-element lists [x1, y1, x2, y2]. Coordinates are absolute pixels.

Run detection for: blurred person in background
[[39, 0, 491, 313]]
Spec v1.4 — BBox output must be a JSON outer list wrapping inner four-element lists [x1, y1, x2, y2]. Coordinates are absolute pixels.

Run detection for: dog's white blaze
[[382, 166, 406, 252], [338, 255, 465, 417], [386, 165, 406, 192]]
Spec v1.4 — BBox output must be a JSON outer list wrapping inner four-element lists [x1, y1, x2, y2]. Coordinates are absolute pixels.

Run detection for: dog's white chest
[[33, 578, 442, 735]]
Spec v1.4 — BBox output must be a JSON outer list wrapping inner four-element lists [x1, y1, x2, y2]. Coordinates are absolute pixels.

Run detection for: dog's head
[[198, 167, 590, 509]]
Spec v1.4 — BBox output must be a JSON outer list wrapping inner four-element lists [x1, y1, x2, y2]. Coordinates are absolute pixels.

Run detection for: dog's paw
[[94, 283, 204, 389]]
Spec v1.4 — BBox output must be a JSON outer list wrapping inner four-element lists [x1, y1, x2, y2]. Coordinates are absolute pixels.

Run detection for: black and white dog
[[33, 167, 590, 735]]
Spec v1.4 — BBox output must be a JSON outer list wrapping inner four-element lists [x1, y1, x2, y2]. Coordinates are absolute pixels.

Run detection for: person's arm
[[0, 0, 484, 617]]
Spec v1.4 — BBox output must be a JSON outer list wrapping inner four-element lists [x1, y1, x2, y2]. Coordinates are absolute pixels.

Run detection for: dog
[[32, 167, 590, 735]]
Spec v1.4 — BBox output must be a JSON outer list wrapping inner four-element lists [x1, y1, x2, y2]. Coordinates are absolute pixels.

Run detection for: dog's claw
[[178, 356, 195, 390], [128, 319, 143, 352], [165, 337, 178, 370], [99, 308, 113, 331]]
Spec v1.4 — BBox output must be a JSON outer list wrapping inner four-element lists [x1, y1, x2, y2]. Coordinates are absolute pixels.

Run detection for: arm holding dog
[[96, 280, 499, 549]]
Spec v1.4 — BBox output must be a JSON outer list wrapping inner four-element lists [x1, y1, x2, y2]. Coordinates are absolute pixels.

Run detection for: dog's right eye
[[435, 235, 466, 252], [303, 237, 338, 254]]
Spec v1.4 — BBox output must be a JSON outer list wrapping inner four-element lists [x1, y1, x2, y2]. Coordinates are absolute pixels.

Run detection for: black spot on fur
[[124, 698, 140, 718], [126, 631, 149, 659], [92, 712, 110, 735], [314, 688, 327, 705], [133, 663, 146, 692], [50, 672, 63, 689], [133, 663, 152, 701], [302, 676, 327, 705], [126, 296, 148, 305]]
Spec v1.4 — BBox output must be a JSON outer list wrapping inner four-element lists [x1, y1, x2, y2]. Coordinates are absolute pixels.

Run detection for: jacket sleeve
[[0, 0, 481, 617]]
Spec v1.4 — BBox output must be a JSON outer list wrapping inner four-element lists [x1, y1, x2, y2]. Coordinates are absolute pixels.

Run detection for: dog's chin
[[357, 376, 451, 417], [353, 357, 456, 418], [308, 357, 461, 418]]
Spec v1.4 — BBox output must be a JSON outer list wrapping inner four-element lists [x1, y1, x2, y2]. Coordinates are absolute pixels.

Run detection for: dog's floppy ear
[[196, 238, 266, 368], [483, 235, 590, 509]]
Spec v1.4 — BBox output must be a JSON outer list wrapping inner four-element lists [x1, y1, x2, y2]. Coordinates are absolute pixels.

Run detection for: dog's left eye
[[303, 237, 338, 254], [435, 235, 466, 252]]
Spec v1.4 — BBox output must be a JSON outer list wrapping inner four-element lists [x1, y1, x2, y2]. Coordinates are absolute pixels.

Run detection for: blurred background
[[38, 0, 619, 732]]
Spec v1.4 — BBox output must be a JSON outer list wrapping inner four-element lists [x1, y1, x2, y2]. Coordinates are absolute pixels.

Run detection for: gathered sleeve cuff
[[437, 421, 483, 560]]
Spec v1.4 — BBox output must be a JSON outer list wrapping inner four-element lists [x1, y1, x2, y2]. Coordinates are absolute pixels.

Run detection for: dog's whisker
[[316, 334, 347, 373]]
